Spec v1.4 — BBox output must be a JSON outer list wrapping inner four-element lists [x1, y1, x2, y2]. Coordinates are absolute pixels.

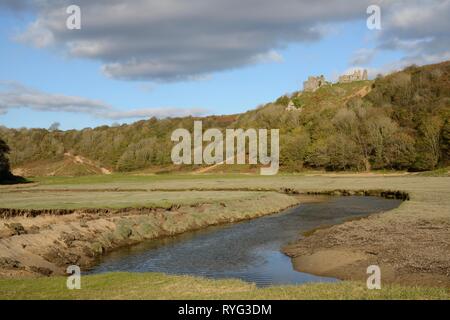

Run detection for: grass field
[[0, 190, 276, 209], [0, 272, 448, 300], [0, 173, 449, 299]]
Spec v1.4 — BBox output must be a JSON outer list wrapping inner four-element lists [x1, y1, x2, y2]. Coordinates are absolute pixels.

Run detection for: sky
[[0, 0, 449, 130]]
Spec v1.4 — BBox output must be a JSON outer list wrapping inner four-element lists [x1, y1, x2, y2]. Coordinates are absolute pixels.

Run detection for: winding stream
[[89, 196, 402, 286]]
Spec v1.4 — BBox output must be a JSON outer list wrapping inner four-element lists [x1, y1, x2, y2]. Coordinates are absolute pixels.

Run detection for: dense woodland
[[1, 61, 450, 174]]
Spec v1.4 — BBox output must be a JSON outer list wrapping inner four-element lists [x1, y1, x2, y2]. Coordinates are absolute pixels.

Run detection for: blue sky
[[0, 1, 447, 130]]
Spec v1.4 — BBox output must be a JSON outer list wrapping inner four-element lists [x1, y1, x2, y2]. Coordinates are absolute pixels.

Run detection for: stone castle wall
[[338, 69, 368, 83]]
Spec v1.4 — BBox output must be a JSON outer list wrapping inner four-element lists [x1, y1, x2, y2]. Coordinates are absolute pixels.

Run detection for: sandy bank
[[283, 192, 450, 288]]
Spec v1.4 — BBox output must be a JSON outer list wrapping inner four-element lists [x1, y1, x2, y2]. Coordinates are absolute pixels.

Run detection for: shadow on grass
[[0, 175, 32, 185]]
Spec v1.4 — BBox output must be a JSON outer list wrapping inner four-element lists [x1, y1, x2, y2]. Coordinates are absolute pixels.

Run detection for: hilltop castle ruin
[[301, 69, 368, 93], [287, 69, 370, 110], [303, 75, 327, 92], [338, 69, 368, 83]]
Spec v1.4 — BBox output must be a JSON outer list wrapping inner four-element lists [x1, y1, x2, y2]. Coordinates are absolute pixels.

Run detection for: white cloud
[[349, 48, 377, 66], [0, 81, 208, 119], [15, 19, 54, 48], [103, 107, 207, 120], [252, 50, 284, 64]]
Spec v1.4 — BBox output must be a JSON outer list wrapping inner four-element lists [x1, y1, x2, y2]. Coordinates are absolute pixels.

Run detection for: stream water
[[89, 196, 402, 286]]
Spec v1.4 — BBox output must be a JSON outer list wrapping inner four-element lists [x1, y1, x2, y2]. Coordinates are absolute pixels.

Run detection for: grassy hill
[[1, 61, 449, 176]]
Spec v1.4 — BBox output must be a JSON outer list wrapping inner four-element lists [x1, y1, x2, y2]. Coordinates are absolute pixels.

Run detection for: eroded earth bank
[[0, 191, 300, 277]]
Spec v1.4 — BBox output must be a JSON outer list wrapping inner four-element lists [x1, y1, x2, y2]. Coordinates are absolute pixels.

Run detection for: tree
[[441, 118, 450, 164], [414, 117, 443, 170], [280, 128, 310, 171], [0, 138, 13, 181], [331, 107, 371, 171]]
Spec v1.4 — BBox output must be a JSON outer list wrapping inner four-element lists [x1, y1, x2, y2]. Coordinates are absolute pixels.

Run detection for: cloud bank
[[375, 0, 450, 71], [3, 1, 449, 81], [9, 0, 375, 81], [0, 82, 207, 119]]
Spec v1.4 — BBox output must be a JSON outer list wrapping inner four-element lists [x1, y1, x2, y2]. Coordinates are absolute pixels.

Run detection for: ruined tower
[[303, 75, 327, 92]]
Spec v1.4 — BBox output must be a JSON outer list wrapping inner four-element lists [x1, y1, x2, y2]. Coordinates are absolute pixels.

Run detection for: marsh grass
[[0, 190, 277, 210], [0, 272, 447, 300]]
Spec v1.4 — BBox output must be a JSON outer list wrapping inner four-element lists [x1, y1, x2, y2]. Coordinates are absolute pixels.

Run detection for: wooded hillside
[[1, 61, 449, 175]]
